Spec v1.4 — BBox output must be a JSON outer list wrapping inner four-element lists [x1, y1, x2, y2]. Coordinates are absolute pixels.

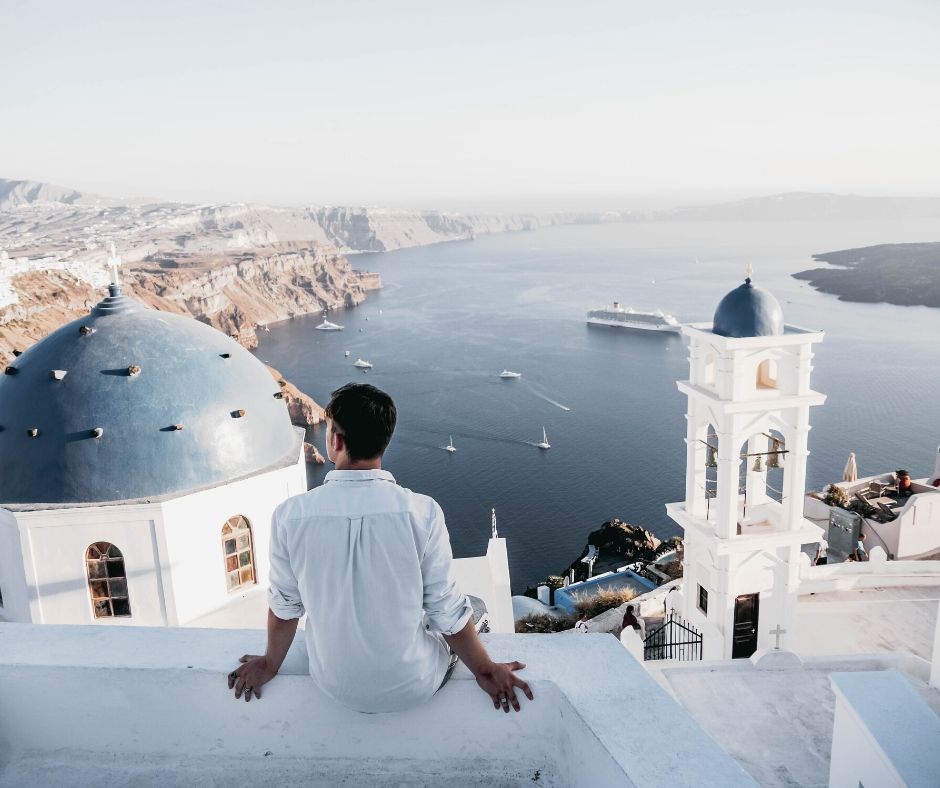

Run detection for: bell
[[767, 438, 783, 468], [752, 454, 764, 473], [705, 444, 718, 468]]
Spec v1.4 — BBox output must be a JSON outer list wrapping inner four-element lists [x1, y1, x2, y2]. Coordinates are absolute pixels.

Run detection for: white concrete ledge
[[829, 671, 940, 788], [0, 624, 755, 787], [799, 561, 940, 594]]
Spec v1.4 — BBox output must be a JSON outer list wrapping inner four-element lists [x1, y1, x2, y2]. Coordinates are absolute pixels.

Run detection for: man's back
[[268, 469, 472, 713]]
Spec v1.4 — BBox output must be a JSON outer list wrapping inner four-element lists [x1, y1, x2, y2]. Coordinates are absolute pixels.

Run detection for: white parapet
[[0, 623, 756, 787], [829, 671, 940, 788]]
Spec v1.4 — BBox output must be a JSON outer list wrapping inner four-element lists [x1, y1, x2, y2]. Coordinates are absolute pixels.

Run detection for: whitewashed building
[[0, 281, 307, 626], [666, 273, 827, 660]]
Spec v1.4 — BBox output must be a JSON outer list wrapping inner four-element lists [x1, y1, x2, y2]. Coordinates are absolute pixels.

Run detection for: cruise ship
[[586, 302, 681, 333]]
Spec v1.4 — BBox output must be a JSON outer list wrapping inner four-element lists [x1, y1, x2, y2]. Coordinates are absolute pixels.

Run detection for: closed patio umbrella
[[843, 452, 858, 483]]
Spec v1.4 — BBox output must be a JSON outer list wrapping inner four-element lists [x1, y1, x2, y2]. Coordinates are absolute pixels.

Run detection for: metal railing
[[643, 612, 703, 661]]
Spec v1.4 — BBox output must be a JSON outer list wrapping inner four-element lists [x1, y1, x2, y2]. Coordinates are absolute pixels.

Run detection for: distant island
[[793, 242, 940, 309]]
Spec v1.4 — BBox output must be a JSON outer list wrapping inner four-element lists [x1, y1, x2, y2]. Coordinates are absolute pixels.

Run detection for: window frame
[[221, 515, 256, 592], [85, 542, 132, 619], [697, 584, 708, 615]]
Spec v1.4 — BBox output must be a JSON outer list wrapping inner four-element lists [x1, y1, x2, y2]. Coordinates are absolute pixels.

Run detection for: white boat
[[499, 370, 521, 379], [353, 358, 373, 369], [315, 319, 344, 331], [444, 436, 457, 453], [344, 350, 350, 357], [536, 427, 551, 450], [586, 302, 680, 333], [258, 323, 270, 332]]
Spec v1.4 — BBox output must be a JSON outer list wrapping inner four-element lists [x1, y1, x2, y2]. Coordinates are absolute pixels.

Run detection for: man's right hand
[[227, 654, 278, 702], [474, 660, 534, 713]]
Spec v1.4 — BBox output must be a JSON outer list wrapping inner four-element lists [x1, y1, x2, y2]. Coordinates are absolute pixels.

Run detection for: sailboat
[[536, 427, 551, 450], [444, 436, 457, 453], [354, 358, 373, 369]]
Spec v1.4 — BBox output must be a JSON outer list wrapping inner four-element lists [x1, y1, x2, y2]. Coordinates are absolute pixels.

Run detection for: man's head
[[626, 605, 635, 614], [324, 383, 397, 468]]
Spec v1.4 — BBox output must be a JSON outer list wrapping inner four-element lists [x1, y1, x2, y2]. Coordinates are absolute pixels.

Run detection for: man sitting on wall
[[228, 382, 534, 714]]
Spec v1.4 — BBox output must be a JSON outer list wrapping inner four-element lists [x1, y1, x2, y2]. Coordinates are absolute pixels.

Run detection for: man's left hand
[[227, 654, 278, 702]]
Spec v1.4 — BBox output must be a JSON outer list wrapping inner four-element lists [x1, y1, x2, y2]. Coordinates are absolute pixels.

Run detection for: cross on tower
[[769, 624, 787, 650], [745, 262, 754, 281], [108, 242, 121, 286]]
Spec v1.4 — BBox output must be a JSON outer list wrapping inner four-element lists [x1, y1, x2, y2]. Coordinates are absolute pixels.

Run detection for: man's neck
[[333, 458, 383, 472]]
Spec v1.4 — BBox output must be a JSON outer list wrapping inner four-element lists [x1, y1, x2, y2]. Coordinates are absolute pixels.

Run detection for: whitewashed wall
[[0, 508, 28, 622], [160, 453, 305, 625], [0, 625, 757, 787], [829, 671, 940, 788], [12, 503, 167, 626]]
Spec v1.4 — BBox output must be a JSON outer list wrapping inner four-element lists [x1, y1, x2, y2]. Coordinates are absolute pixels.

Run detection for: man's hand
[[443, 618, 535, 713], [475, 660, 534, 713], [227, 609, 300, 703], [227, 654, 278, 702]]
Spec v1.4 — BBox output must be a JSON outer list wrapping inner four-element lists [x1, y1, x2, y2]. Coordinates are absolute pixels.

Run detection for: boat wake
[[523, 382, 571, 412]]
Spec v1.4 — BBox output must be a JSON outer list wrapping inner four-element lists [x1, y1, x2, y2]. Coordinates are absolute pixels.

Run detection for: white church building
[[0, 279, 309, 626], [666, 272, 827, 660]]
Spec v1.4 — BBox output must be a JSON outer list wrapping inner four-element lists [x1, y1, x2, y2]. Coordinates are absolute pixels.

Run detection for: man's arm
[[443, 619, 534, 713], [228, 508, 305, 702], [228, 609, 299, 702]]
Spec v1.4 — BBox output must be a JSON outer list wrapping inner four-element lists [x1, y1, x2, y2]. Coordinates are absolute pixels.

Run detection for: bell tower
[[666, 273, 826, 660]]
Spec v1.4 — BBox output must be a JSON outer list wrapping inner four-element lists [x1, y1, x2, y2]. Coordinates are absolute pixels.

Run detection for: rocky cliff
[[0, 243, 374, 430], [0, 176, 611, 430]]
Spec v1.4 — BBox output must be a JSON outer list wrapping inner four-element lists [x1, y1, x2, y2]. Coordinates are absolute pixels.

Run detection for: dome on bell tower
[[712, 273, 784, 338]]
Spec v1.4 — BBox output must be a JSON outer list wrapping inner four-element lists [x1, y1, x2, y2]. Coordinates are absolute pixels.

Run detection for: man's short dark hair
[[325, 383, 397, 461]]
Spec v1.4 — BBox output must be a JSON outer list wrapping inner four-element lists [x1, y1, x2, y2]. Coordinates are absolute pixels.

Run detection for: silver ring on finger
[[500, 695, 509, 705], [245, 687, 253, 696]]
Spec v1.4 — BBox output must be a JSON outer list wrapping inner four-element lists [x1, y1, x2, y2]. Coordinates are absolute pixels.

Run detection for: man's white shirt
[[268, 469, 473, 713]]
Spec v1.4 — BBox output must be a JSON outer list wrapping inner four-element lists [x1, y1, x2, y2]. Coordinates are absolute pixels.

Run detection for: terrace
[[0, 623, 755, 788]]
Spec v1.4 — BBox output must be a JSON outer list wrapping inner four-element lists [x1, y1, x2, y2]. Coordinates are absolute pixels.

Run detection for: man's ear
[[330, 429, 345, 454]]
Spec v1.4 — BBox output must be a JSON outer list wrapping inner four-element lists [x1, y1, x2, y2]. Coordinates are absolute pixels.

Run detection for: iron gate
[[643, 612, 703, 661]]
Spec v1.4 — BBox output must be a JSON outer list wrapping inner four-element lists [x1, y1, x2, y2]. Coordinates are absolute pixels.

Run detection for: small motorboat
[[536, 426, 551, 450], [354, 358, 373, 369], [344, 350, 351, 357], [315, 319, 344, 331], [499, 370, 521, 379], [258, 323, 271, 332], [444, 436, 457, 453]]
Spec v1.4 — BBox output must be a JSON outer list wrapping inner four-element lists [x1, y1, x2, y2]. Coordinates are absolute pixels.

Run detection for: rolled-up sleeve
[[420, 502, 473, 635], [267, 509, 305, 621]]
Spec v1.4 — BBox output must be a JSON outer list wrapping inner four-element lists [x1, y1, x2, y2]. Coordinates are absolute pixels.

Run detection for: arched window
[[756, 359, 778, 390], [85, 542, 131, 618], [222, 516, 255, 591]]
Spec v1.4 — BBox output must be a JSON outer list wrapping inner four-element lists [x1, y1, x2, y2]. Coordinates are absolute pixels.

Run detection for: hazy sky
[[1, 1, 938, 208]]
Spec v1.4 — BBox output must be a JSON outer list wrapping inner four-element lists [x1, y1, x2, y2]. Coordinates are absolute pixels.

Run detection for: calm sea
[[254, 220, 940, 592]]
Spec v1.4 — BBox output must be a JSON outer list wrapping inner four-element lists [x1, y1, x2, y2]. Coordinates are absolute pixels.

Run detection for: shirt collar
[[325, 469, 396, 483]]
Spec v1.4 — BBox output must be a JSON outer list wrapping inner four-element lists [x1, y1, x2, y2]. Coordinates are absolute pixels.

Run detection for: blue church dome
[[712, 277, 784, 338], [0, 285, 300, 506]]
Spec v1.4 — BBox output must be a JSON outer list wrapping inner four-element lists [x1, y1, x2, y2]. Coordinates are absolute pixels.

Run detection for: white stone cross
[[769, 624, 787, 650], [491, 508, 498, 539], [745, 262, 754, 280], [108, 242, 121, 286]]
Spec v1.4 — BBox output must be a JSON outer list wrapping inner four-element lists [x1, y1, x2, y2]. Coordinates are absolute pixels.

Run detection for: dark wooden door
[[732, 593, 759, 658]]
